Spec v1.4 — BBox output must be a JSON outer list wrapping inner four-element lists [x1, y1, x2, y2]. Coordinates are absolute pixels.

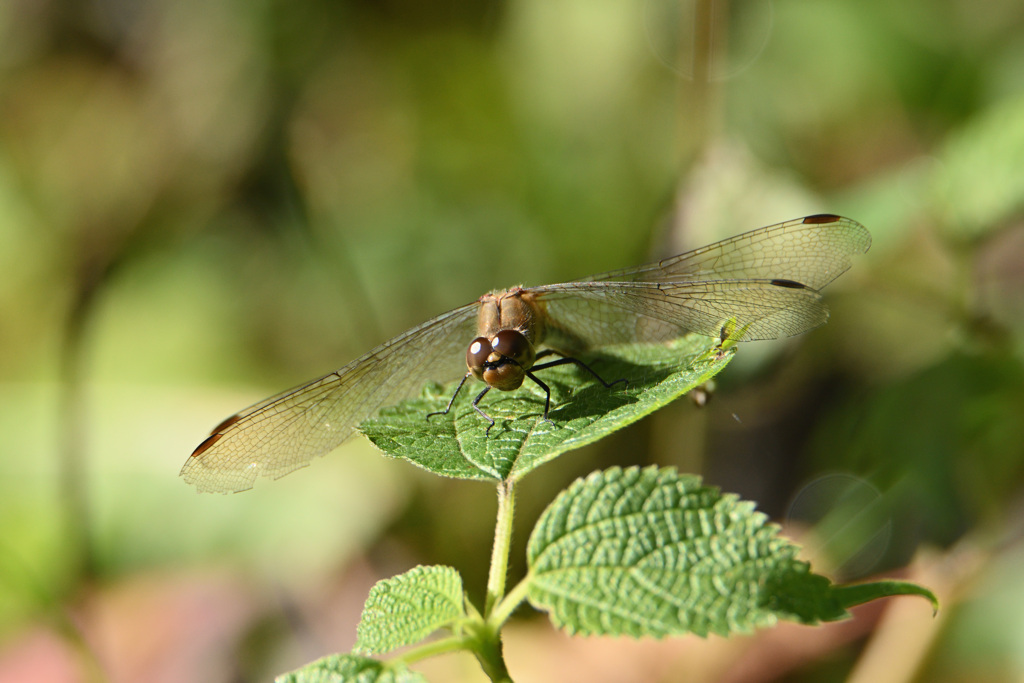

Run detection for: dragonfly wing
[[181, 302, 481, 493], [535, 215, 869, 350], [537, 278, 828, 349], [583, 215, 871, 290]]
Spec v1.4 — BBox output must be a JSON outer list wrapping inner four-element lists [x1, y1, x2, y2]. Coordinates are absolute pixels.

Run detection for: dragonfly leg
[[532, 352, 629, 390], [471, 386, 496, 435], [526, 353, 628, 425], [427, 372, 472, 419], [524, 370, 555, 424], [428, 373, 496, 434]]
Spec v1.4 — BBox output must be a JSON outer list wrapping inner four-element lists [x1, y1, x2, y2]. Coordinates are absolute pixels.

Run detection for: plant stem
[[485, 479, 516, 617], [467, 478, 516, 682], [471, 625, 512, 683], [396, 635, 471, 665], [487, 576, 531, 630]]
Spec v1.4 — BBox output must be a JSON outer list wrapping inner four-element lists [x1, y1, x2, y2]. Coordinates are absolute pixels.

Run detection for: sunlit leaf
[[525, 466, 935, 637], [355, 565, 466, 655], [359, 336, 732, 481]]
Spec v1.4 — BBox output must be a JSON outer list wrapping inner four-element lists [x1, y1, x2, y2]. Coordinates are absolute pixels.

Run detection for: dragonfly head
[[466, 329, 537, 391]]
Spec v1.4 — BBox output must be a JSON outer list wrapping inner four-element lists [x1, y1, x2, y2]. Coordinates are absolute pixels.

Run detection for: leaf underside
[[358, 336, 731, 482]]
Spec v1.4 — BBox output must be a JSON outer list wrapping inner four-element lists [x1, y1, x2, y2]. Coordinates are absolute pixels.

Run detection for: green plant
[[276, 336, 936, 683]]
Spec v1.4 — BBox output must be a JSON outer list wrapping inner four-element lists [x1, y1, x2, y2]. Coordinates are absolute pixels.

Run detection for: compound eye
[[490, 329, 531, 365], [466, 337, 492, 376]]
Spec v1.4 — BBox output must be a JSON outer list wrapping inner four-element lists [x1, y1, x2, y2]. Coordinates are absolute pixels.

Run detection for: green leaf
[[275, 654, 426, 683], [355, 565, 466, 655], [525, 466, 890, 638], [358, 336, 732, 481], [833, 580, 939, 615], [932, 92, 1024, 236]]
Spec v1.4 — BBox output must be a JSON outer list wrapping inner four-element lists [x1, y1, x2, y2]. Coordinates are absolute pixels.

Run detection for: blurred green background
[[2, 0, 1024, 681]]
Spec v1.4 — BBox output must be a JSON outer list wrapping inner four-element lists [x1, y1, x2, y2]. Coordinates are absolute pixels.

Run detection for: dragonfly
[[182, 214, 870, 493]]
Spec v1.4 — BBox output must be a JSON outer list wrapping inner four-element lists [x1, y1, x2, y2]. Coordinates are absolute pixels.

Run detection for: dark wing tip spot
[[191, 432, 223, 458], [802, 213, 841, 225], [770, 278, 808, 289], [211, 413, 242, 434]]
